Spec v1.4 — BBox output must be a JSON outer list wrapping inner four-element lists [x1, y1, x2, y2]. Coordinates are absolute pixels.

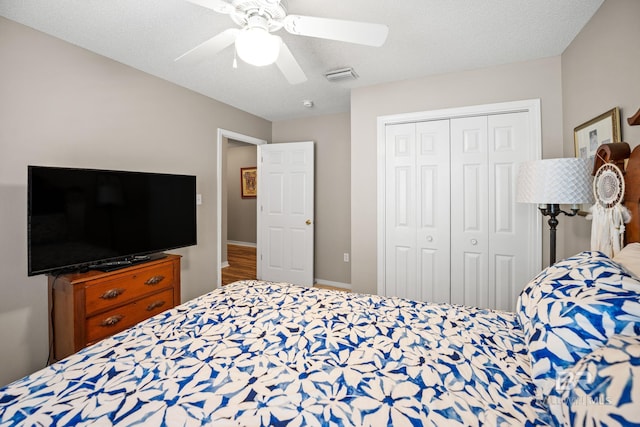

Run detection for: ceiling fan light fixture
[[235, 27, 281, 67]]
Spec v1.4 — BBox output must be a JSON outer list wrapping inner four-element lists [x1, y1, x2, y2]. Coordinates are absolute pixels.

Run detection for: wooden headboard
[[593, 143, 640, 244]]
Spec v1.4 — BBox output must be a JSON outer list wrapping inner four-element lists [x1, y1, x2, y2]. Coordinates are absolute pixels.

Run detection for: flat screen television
[[28, 165, 197, 276]]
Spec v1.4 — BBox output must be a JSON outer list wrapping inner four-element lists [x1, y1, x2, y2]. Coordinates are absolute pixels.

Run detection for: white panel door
[[415, 121, 451, 303], [258, 142, 314, 286], [450, 116, 489, 307], [488, 112, 534, 310], [450, 112, 534, 310], [384, 120, 450, 302], [379, 100, 541, 311], [384, 123, 416, 299]]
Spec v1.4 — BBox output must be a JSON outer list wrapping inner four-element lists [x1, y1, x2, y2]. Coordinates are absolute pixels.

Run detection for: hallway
[[221, 244, 256, 285], [221, 244, 348, 291]]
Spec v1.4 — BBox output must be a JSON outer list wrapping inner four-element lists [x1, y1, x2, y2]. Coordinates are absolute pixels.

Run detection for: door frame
[[376, 99, 542, 297], [216, 128, 267, 287]]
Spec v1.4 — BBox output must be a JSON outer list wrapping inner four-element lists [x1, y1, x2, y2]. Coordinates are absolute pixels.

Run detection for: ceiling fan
[[175, 0, 389, 85]]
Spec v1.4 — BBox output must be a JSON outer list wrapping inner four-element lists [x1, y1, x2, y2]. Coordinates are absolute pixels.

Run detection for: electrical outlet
[[343, 253, 350, 263]]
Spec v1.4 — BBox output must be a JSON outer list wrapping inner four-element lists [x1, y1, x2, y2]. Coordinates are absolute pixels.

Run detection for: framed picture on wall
[[573, 107, 622, 215], [574, 107, 622, 166], [240, 167, 257, 198]]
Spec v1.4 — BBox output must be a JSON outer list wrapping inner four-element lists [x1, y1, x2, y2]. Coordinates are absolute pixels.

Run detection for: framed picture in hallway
[[241, 167, 257, 198]]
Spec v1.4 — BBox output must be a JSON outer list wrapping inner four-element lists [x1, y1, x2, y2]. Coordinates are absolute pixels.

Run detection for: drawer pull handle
[[146, 300, 166, 311], [145, 275, 165, 285], [100, 288, 125, 300], [100, 315, 123, 327]]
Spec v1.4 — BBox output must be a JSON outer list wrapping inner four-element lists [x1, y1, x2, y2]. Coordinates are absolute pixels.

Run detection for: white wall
[[350, 57, 565, 295], [561, 0, 640, 255], [0, 17, 271, 386]]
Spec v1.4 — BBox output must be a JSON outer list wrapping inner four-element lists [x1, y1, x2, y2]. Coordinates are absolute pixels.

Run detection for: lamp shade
[[516, 158, 594, 204]]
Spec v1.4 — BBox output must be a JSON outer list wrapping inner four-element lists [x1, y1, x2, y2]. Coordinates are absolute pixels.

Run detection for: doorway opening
[[222, 244, 257, 284], [216, 129, 266, 287]]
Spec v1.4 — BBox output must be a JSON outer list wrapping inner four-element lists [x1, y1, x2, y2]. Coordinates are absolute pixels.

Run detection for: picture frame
[[240, 167, 257, 198], [573, 107, 622, 214], [573, 107, 622, 165]]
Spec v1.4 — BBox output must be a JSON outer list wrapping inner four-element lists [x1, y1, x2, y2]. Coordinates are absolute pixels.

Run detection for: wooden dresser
[[48, 254, 181, 361]]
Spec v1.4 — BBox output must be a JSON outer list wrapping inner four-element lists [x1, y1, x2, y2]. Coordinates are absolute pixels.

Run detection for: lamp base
[[539, 204, 579, 266]]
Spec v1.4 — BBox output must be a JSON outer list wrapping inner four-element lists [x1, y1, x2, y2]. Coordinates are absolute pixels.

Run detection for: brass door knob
[[306, 219, 312, 225]]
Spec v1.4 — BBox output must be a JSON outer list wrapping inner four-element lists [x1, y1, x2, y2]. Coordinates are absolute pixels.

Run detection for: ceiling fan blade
[[284, 15, 388, 47], [275, 39, 307, 85], [185, 0, 235, 14], [175, 28, 239, 63]]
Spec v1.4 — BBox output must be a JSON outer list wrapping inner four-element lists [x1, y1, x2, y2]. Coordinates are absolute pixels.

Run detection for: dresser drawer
[[49, 254, 181, 361], [84, 263, 175, 315], [85, 288, 174, 343]]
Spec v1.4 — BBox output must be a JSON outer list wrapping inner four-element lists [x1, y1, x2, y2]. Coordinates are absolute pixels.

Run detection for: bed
[[1, 146, 640, 426]]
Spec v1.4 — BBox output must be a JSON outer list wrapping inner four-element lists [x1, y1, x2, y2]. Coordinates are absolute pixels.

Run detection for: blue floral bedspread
[[0, 281, 551, 426]]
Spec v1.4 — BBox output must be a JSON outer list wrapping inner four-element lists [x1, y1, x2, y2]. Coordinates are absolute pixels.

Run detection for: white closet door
[[379, 100, 541, 310], [487, 112, 533, 310], [385, 123, 416, 299], [450, 116, 489, 307], [385, 120, 450, 302], [450, 112, 534, 310], [415, 121, 451, 303]]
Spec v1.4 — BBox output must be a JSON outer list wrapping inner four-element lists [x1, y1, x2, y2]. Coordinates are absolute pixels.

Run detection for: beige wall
[[0, 17, 271, 386], [350, 57, 564, 294], [272, 113, 351, 285], [227, 145, 258, 244], [562, 0, 640, 255]]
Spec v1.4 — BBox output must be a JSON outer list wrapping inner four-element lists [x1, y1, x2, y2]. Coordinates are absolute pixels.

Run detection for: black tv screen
[[28, 166, 197, 276]]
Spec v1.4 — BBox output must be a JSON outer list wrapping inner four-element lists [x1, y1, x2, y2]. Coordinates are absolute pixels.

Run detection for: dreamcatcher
[[588, 162, 631, 257]]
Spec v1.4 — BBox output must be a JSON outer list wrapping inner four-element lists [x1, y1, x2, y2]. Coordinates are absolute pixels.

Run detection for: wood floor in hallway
[[221, 244, 348, 292], [222, 244, 257, 285]]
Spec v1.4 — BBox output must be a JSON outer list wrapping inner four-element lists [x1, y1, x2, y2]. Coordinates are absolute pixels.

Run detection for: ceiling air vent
[[324, 67, 358, 82]]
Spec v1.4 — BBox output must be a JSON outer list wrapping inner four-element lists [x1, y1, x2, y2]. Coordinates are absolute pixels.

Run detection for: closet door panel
[[416, 121, 450, 303], [450, 116, 489, 307], [384, 121, 451, 303], [385, 123, 417, 299], [488, 112, 534, 310]]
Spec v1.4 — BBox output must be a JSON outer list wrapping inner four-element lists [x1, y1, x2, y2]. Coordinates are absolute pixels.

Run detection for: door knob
[[306, 219, 312, 225], [471, 239, 478, 246], [426, 235, 433, 242]]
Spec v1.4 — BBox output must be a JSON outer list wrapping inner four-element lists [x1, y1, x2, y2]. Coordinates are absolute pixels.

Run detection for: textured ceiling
[[0, 0, 604, 121]]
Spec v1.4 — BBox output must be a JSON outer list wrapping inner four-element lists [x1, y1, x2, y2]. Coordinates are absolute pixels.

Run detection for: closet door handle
[[471, 239, 478, 246], [426, 236, 433, 242]]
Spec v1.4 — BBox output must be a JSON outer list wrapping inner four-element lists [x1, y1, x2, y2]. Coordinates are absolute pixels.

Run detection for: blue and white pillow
[[516, 251, 640, 394], [546, 334, 640, 426]]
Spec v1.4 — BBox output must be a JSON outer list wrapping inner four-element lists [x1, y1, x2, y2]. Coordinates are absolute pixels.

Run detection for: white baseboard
[[227, 240, 257, 248], [221, 261, 230, 268], [314, 279, 352, 291]]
